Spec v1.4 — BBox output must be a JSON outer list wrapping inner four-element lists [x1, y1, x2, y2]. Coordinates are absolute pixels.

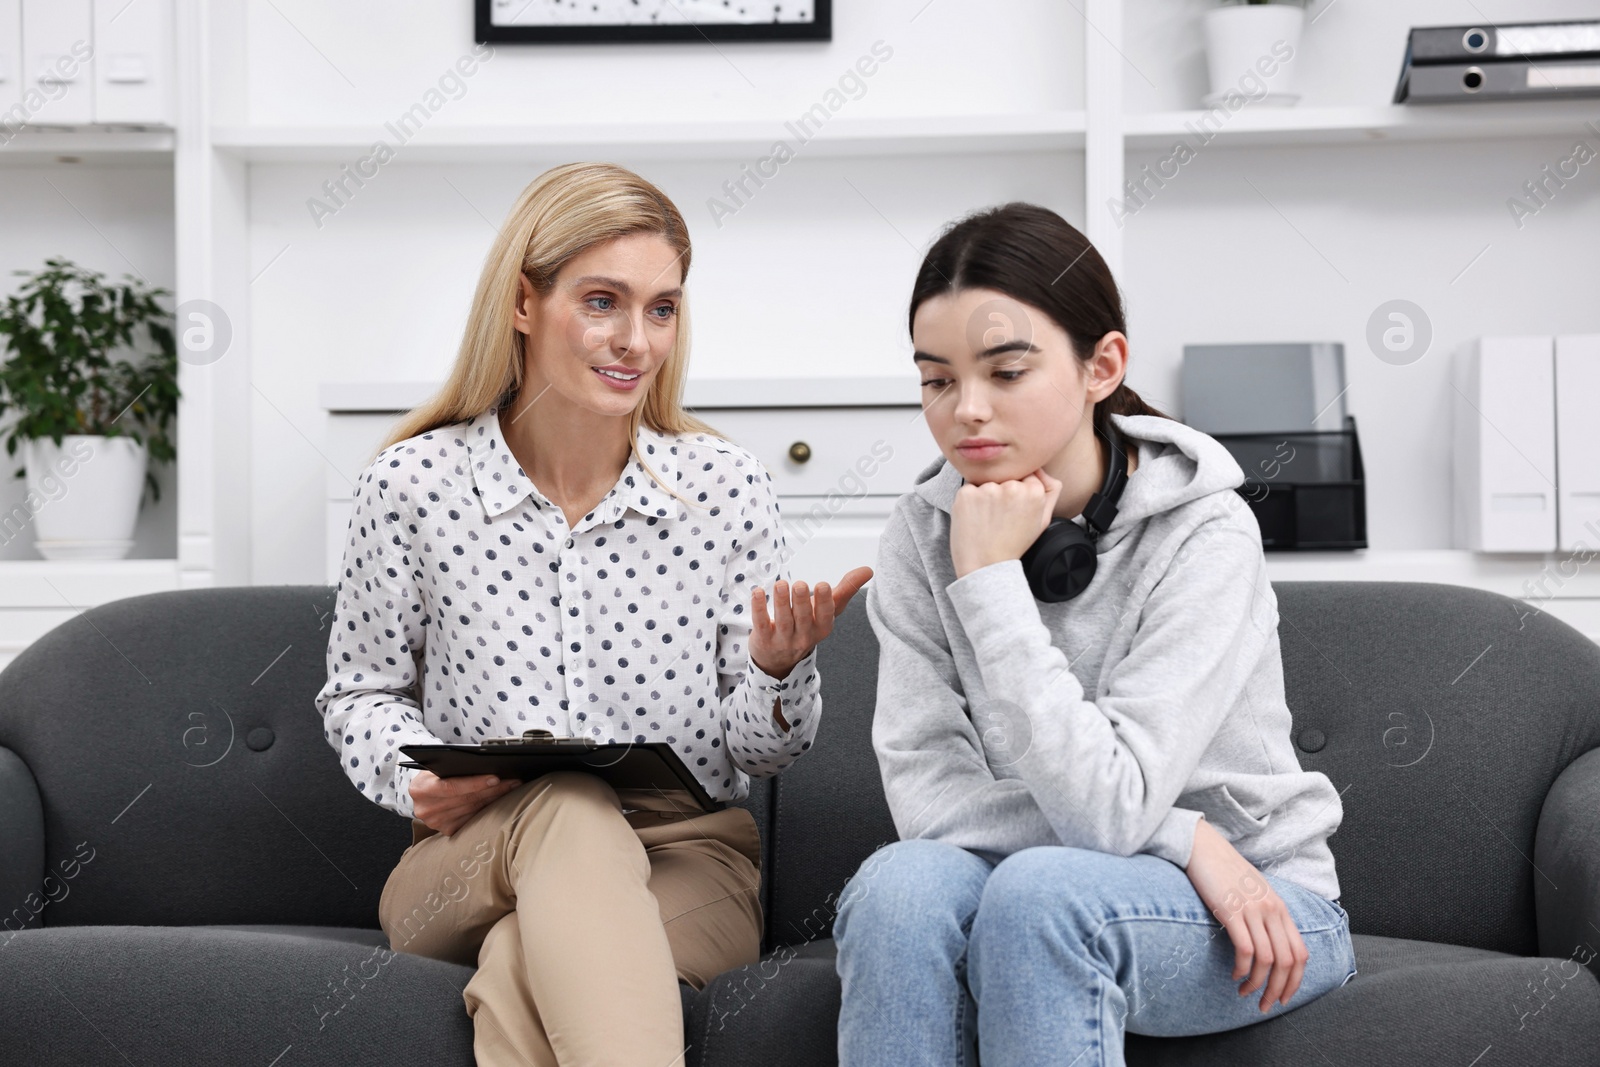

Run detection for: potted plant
[[1203, 0, 1307, 108], [0, 257, 178, 560]]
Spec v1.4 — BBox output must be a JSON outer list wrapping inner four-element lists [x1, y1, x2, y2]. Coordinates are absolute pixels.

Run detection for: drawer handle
[[788, 441, 812, 464]]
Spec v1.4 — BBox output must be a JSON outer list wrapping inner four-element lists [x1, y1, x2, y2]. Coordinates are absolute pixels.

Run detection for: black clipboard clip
[[482, 728, 598, 748], [398, 729, 722, 813]]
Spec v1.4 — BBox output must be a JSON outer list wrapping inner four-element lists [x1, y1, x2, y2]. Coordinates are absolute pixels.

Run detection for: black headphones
[[1018, 420, 1131, 602]]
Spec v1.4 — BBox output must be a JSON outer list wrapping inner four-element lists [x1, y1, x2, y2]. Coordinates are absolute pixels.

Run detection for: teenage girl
[[832, 202, 1355, 1065]]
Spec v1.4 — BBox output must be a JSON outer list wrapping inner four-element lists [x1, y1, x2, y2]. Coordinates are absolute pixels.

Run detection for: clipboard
[[399, 729, 721, 813]]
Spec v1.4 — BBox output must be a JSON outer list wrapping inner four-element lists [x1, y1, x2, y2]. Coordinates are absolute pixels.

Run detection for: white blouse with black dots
[[314, 404, 822, 821]]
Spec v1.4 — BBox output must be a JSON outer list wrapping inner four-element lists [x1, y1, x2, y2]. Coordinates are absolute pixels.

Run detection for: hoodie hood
[[910, 412, 1246, 550]]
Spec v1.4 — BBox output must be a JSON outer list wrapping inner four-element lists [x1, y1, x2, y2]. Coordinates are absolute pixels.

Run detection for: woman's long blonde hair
[[374, 162, 719, 505]]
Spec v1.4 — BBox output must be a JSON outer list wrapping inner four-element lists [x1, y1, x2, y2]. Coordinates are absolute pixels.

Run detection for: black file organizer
[[1211, 415, 1368, 551]]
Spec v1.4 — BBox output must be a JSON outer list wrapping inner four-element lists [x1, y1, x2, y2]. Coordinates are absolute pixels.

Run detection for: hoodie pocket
[[1185, 782, 1274, 840]]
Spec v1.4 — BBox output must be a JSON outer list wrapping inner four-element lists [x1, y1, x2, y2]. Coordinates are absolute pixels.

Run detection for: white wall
[[236, 0, 1086, 126]]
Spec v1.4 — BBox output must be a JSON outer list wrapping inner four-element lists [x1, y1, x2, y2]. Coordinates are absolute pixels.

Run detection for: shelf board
[[1124, 99, 1600, 150], [210, 112, 1088, 163], [0, 126, 175, 165], [210, 101, 1600, 163], [0, 558, 181, 609], [1263, 549, 1600, 599], [319, 376, 921, 413]]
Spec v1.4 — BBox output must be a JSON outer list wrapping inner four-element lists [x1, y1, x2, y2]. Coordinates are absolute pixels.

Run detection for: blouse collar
[[463, 405, 678, 523]]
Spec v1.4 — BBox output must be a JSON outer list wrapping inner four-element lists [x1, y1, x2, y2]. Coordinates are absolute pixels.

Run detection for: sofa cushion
[[0, 588, 413, 929], [684, 934, 1600, 1067], [0, 925, 477, 1065], [196, 924, 394, 949]]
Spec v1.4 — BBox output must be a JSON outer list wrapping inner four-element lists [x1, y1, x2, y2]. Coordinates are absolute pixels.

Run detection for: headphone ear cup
[[1020, 520, 1098, 603]]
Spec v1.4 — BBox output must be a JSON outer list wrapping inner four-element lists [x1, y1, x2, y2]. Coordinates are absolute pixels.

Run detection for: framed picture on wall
[[475, 0, 832, 43]]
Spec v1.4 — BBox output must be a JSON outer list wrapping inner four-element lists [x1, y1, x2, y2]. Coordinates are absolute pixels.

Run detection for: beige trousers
[[377, 771, 764, 1067]]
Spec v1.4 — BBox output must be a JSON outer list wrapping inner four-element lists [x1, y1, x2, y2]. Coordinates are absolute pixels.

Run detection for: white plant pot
[[24, 434, 148, 560], [1202, 3, 1305, 107]]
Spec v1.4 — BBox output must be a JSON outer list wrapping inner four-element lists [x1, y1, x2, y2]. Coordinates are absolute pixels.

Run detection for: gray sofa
[[2, 581, 1599, 1065]]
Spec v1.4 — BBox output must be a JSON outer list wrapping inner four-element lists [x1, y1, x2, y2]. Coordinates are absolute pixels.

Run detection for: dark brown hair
[[907, 201, 1175, 442]]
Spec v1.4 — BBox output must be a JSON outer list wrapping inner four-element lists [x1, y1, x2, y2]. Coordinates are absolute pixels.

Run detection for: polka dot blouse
[[314, 404, 822, 821]]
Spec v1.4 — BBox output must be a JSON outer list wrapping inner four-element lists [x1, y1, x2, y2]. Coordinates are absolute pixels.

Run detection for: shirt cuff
[[1141, 807, 1205, 869], [392, 762, 422, 820], [747, 645, 817, 733]]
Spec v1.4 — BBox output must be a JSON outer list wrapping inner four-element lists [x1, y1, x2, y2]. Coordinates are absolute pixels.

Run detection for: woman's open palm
[[749, 566, 873, 681]]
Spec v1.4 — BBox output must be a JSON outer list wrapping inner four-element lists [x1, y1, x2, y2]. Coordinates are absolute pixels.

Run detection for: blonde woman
[[314, 161, 870, 1066]]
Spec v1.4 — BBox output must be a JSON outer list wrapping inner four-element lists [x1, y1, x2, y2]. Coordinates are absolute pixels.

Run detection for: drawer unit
[[694, 406, 937, 501], [775, 492, 902, 587], [320, 382, 942, 586], [324, 411, 408, 584]]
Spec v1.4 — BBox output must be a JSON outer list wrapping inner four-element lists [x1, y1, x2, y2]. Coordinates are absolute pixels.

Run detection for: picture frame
[[475, 0, 833, 44]]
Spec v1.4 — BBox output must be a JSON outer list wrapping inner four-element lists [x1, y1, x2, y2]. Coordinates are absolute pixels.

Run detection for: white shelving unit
[[3, 0, 1598, 652], [0, 560, 184, 671], [1120, 99, 1600, 149], [0, 128, 176, 161], [211, 112, 1091, 162]]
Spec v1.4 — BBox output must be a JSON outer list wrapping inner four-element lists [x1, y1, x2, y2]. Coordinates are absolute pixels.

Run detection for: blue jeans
[[833, 838, 1358, 1067]]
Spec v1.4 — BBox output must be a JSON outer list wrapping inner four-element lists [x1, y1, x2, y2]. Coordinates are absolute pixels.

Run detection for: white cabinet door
[[21, 0, 92, 125], [702, 405, 933, 586], [777, 494, 898, 587], [92, 0, 171, 125]]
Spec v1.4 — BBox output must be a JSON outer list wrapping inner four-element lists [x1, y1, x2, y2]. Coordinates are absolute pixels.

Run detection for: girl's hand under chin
[[950, 467, 1063, 579]]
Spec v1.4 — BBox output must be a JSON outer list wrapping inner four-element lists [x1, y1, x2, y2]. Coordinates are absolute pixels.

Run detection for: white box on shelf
[[0, 0, 20, 116], [1556, 333, 1600, 553], [20, 0, 92, 125], [91, 0, 170, 125], [1452, 335, 1558, 553]]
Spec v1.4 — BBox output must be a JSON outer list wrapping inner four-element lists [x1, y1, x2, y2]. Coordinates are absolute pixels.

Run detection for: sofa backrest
[[770, 581, 1600, 957], [0, 584, 773, 932], [4, 581, 1597, 957], [0, 586, 409, 929]]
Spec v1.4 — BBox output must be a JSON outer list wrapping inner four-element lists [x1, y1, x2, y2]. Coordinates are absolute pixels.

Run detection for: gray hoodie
[[866, 411, 1344, 900]]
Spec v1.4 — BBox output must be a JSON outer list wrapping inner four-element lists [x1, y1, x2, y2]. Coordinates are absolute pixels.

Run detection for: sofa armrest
[[1535, 745, 1600, 978], [0, 745, 44, 937]]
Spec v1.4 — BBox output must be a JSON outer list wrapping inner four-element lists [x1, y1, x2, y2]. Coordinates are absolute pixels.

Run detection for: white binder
[[0, 0, 19, 120], [1453, 336, 1557, 552], [20, 0, 92, 126], [1556, 334, 1600, 553], [92, 0, 172, 125]]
